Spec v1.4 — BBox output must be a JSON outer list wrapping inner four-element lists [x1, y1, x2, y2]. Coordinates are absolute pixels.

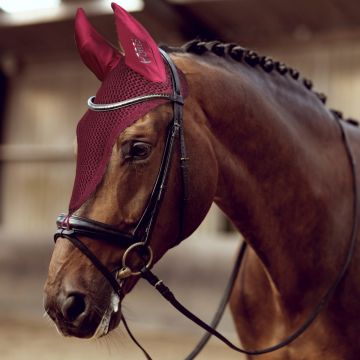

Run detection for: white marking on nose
[[111, 293, 120, 313], [91, 292, 120, 339]]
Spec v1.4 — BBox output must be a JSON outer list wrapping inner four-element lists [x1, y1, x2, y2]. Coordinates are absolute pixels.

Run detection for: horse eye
[[126, 142, 152, 160]]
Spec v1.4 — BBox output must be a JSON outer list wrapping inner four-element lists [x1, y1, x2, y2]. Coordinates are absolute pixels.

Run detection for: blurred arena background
[[0, 0, 360, 359]]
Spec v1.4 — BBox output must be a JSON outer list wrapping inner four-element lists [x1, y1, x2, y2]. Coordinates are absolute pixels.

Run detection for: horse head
[[44, 3, 217, 339]]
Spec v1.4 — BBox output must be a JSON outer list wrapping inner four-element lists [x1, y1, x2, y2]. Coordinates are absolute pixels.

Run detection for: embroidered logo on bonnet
[[132, 38, 151, 64], [68, 2, 187, 213]]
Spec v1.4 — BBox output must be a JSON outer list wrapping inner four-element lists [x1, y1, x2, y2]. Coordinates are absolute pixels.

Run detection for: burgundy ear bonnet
[[69, 3, 187, 213]]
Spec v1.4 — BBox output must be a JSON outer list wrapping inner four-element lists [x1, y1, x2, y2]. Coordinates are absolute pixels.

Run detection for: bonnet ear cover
[[112, 2, 166, 83], [74, 8, 121, 81], [68, 3, 187, 213]]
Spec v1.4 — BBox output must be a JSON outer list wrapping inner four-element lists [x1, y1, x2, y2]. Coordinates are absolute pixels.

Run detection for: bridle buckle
[[116, 266, 132, 280]]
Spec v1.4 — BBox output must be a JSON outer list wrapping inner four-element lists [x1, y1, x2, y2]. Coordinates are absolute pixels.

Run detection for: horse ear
[[111, 2, 166, 83], [74, 8, 121, 81]]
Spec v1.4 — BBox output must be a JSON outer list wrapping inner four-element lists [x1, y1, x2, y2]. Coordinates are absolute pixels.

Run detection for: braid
[[179, 39, 359, 127]]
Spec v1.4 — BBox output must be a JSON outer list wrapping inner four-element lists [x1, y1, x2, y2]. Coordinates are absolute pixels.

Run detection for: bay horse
[[44, 4, 360, 360]]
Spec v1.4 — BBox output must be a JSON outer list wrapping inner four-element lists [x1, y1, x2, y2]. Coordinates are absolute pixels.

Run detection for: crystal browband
[[87, 93, 183, 112]]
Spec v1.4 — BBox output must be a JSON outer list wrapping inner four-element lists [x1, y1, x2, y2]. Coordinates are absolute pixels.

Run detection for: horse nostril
[[61, 293, 86, 322]]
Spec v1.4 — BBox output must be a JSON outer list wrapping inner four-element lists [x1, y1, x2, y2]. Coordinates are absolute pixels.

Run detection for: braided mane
[[162, 40, 359, 127]]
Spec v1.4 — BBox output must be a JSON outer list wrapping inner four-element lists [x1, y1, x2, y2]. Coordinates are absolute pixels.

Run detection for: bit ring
[[122, 242, 153, 276]]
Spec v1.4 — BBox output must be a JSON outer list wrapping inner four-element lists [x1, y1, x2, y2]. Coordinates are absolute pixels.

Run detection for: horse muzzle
[[44, 280, 121, 339]]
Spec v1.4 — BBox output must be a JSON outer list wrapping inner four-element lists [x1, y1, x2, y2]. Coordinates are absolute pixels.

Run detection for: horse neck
[[180, 53, 354, 307]]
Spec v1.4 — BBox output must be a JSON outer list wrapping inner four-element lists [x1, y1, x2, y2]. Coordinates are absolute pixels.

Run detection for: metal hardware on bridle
[[54, 49, 359, 359], [120, 242, 154, 278]]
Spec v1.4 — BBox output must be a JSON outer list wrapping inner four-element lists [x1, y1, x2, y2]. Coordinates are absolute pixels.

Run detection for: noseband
[[54, 50, 359, 359]]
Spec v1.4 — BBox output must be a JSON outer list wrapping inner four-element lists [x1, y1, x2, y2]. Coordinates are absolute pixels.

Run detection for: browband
[[87, 93, 181, 112]]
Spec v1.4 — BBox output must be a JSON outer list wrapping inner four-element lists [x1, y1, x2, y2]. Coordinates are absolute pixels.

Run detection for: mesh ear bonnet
[[69, 3, 187, 213]]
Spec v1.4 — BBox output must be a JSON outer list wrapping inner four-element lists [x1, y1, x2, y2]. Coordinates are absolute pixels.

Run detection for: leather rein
[[54, 50, 359, 359]]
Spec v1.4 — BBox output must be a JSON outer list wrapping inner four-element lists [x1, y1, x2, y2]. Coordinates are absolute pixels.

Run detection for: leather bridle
[[54, 50, 359, 359]]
